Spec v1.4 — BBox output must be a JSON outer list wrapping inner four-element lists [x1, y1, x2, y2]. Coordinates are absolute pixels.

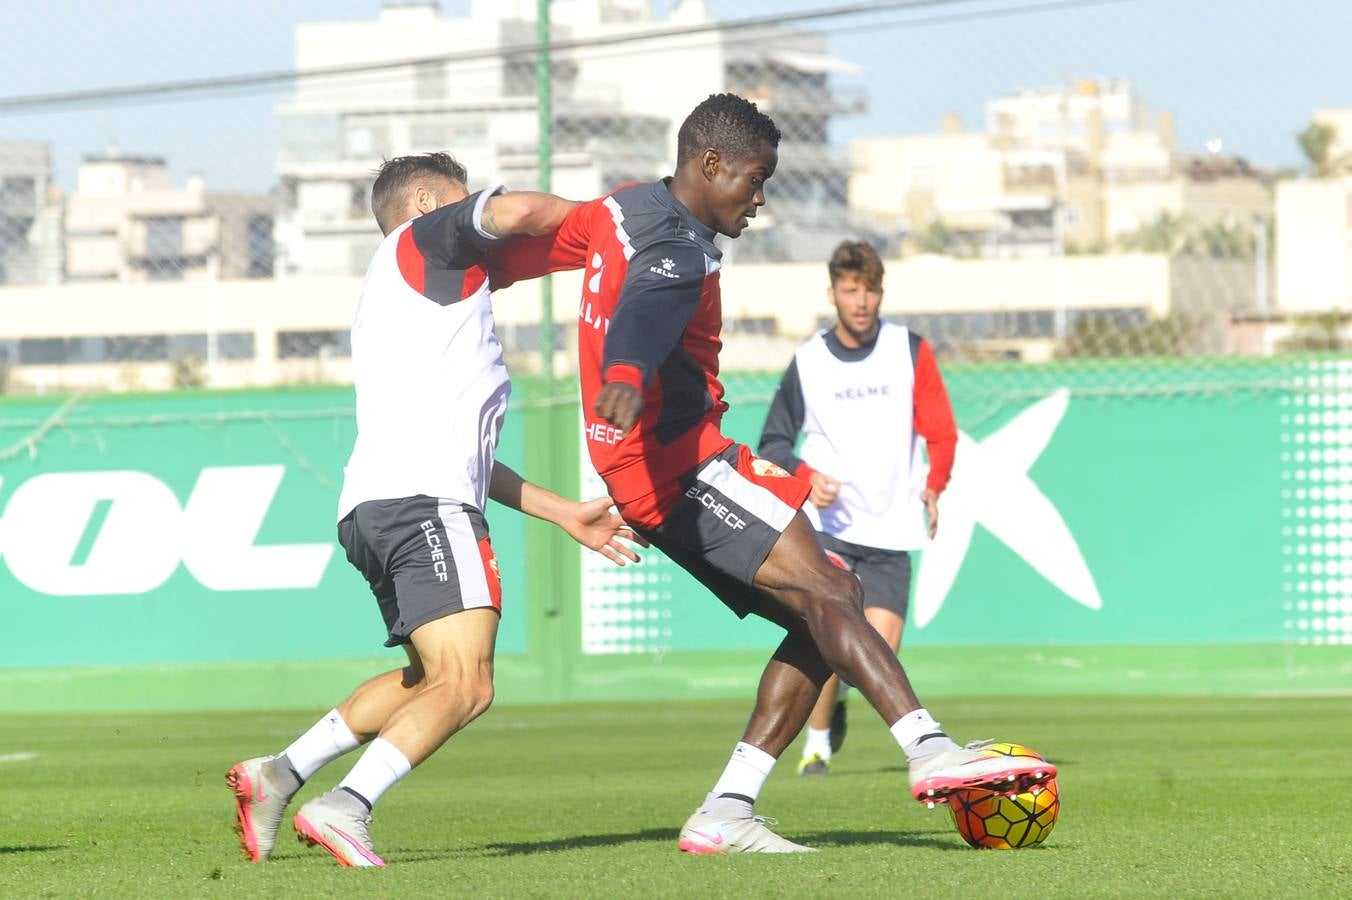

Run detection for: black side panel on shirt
[[653, 345, 713, 445], [407, 190, 495, 306], [757, 357, 807, 473], [908, 330, 923, 372]]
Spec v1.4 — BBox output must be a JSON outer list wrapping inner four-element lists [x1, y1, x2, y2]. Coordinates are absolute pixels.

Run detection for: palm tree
[[1298, 122, 1337, 177]]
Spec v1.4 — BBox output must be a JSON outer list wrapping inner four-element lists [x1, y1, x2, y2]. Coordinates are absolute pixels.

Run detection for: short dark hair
[[676, 93, 781, 167], [370, 152, 468, 234], [828, 240, 885, 291]]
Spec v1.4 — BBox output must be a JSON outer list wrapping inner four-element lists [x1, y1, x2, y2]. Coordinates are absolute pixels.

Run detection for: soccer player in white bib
[[225, 153, 642, 868], [757, 240, 958, 777]]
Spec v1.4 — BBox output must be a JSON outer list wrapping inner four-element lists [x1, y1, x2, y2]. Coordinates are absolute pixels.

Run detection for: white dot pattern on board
[[578, 436, 676, 656], [1280, 361, 1352, 646]]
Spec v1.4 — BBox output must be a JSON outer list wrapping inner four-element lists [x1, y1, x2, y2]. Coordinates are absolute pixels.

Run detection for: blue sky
[[1, 0, 1348, 192]]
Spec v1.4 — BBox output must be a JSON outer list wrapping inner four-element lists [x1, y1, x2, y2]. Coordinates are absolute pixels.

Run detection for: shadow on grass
[[0, 845, 59, 854], [472, 828, 674, 857], [795, 830, 963, 851], [377, 825, 965, 860], [365, 828, 678, 860]]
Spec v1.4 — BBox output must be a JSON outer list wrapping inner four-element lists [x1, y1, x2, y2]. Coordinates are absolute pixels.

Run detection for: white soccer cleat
[[908, 744, 1056, 805], [293, 790, 385, 868], [225, 756, 297, 862], [678, 810, 817, 854]]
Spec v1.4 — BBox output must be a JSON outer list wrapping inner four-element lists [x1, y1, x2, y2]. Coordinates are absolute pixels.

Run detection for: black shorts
[[816, 531, 912, 619], [338, 496, 502, 648], [627, 443, 812, 619]]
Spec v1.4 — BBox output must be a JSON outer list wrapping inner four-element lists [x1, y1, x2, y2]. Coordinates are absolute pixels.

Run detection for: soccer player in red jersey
[[757, 240, 958, 778], [490, 94, 1055, 853]]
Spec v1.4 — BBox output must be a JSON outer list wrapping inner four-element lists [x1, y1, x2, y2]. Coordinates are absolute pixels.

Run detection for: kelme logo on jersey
[[750, 458, 790, 479], [649, 257, 680, 279], [0, 466, 333, 596]]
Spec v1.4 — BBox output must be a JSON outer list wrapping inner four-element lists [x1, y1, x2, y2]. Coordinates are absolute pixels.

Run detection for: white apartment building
[[274, 0, 865, 277], [1276, 176, 1352, 313], [0, 141, 62, 285], [851, 79, 1272, 258], [64, 154, 273, 283]]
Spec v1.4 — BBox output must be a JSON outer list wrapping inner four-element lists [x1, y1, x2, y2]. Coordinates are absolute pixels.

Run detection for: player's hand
[[921, 488, 939, 539], [808, 471, 841, 509], [561, 496, 648, 566], [595, 382, 644, 434]]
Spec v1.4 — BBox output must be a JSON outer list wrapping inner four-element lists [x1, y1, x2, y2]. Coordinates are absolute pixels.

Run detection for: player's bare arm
[[481, 191, 578, 238], [488, 461, 646, 565], [921, 488, 940, 539]]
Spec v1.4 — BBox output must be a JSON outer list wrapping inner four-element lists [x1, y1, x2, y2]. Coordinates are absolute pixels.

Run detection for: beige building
[[64, 154, 272, 283], [0, 250, 1255, 392], [851, 79, 1272, 258]]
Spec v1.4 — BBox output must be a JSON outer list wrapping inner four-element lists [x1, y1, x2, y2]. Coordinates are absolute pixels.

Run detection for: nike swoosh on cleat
[[330, 825, 384, 866], [686, 828, 725, 846]]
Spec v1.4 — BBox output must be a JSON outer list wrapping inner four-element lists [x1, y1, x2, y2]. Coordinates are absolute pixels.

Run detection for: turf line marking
[[0, 752, 39, 764]]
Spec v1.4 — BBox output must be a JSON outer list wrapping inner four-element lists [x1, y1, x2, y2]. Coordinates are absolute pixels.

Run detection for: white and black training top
[[758, 322, 933, 551], [337, 186, 508, 521]]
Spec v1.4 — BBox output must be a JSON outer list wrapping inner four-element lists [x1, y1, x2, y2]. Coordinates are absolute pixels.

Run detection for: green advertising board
[[1, 359, 1348, 712]]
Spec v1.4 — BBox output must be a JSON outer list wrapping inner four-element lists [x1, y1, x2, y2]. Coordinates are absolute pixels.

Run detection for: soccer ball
[[949, 742, 1060, 849]]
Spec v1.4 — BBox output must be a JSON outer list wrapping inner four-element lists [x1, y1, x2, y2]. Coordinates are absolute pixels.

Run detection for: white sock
[[802, 726, 832, 761], [338, 737, 412, 808], [711, 741, 777, 802], [283, 709, 360, 780], [889, 708, 960, 761]]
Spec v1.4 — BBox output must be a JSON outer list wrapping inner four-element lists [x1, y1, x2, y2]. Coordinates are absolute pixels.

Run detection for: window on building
[[144, 216, 184, 259], [277, 330, 351, 359], [350, 180, 372, 219], [167, 332, 256, 361], [415, 61, 444, 100], [247, 215, 273, 278], [104, 335, 169, 362]]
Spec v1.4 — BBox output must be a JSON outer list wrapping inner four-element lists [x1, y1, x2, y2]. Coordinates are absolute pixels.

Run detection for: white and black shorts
[[625, 443, 813, 619], [817, 531, 912, 619], [338, 496, 502, 648]]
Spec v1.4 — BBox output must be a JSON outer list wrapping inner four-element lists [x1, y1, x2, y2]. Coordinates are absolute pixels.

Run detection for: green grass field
[[2, 694, 1349, 898]]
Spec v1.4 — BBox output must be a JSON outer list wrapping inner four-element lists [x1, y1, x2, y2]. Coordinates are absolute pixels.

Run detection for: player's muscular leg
[[334, 649, 427, 742], [373, 609, 498, 767], [753, 514, 921, 725], [808, 607, 905, 731], [734, 599, 833, 757]]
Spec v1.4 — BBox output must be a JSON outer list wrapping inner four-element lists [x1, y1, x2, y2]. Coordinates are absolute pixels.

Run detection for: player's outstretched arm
[[481, 191, 578, 238], [488, 462, 647, 566]]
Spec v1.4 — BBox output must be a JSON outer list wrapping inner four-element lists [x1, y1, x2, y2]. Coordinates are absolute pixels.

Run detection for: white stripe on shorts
[[696, 458, 797, 533], [437, 500, 494, 608]]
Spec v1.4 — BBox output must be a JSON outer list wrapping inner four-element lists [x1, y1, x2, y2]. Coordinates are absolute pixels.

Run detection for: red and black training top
[[490, 180, 736, 510]]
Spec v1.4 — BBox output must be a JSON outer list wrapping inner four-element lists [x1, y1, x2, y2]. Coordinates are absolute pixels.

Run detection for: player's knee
[[804, 562, 864, 615], [424, 668, 494, 721], [458, 672, 495, 723]]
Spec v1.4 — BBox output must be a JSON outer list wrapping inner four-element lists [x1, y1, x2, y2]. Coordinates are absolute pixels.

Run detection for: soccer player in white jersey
[[757, 240, 958, 777], [225, 153, 642, 868]]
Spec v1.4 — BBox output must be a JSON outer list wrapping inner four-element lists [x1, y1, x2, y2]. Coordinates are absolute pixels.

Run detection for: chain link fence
[[0, 0, 1347, 414]]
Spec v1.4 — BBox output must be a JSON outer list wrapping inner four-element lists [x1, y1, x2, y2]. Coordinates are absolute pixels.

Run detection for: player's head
[[673, 93, 780, 238], [370, 152, 469, 235], [827, 240, 885, 345]]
